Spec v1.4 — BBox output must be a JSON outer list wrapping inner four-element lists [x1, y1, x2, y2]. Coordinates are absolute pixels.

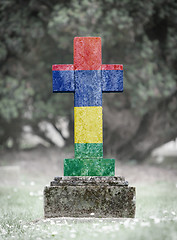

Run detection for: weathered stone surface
[[48, 37, 135, 219], [51, 176, 128, 186], [44, 176, 136, 218]]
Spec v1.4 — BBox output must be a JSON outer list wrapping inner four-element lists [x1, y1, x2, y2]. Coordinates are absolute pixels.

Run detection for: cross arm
[[102, 65, 123, 92], [52, 64, 75, 92]]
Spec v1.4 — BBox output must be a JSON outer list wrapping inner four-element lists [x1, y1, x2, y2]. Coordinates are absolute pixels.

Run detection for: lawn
[[0, 148, 177, 239]]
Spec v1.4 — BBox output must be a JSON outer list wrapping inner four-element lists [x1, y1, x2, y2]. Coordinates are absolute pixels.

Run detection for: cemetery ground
[[0, 147, 177, 240]]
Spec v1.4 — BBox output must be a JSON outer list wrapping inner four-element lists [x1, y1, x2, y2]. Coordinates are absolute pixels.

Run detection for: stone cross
[[52, 37, 123, 176]]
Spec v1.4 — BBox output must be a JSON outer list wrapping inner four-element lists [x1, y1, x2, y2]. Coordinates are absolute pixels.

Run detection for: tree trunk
[[103, 90, 177, 161]]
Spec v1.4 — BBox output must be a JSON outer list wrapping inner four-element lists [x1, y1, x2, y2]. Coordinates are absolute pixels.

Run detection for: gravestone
[[44, 37, 136, 218]]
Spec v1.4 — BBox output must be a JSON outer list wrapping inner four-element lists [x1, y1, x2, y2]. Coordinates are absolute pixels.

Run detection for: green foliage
[[0, 77, 34, 121], [0, 0, 176, 148]]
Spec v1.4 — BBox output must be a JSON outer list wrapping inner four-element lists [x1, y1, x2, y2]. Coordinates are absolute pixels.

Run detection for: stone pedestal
[[44, 176, 136, 218]]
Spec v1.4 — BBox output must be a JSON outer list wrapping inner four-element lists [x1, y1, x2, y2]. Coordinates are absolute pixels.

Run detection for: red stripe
[[102, 64, 123, 70], [53, 64, 123, 71], [74, 37, 102, 70], [52, 64, 74, 71]]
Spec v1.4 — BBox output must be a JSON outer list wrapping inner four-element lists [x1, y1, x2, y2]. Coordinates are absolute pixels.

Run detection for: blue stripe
[[53, 70, 123, 105], [53, 70, 75, 92], [74, 70, 102, 107], [102, 70, 123, 92]]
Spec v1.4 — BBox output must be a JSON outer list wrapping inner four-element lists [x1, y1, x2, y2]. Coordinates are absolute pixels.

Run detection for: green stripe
[[75, 143, 103, 159], [64, 158, 115, 176]]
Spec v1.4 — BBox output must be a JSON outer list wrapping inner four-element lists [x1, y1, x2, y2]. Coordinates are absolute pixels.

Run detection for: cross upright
[[52, 37, 123, 176]]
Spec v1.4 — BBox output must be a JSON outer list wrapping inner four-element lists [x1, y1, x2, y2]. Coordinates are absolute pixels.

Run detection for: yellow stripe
[[74, 106, 103, 143]]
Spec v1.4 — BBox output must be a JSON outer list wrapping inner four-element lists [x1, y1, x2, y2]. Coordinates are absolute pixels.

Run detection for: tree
[[0, 0, 176, 161]]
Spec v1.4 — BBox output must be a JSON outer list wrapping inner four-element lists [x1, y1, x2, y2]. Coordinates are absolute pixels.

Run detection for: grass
[[0, 147, 177, 239], [0, 180, 177, 240]]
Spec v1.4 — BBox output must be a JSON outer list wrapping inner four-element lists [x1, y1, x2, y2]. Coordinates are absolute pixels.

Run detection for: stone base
[[44, 177, 136, 218]]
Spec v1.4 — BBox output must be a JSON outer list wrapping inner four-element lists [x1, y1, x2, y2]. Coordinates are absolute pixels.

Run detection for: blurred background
[[1, 2, 177, 238], [0, 0, 177, 163]]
